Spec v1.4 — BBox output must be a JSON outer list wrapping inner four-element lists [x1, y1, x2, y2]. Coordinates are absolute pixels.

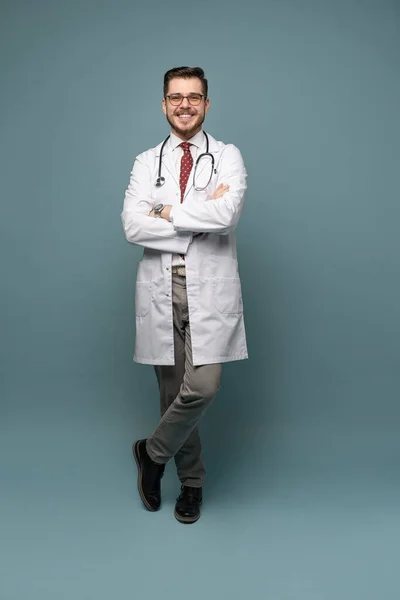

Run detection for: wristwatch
[[153, 203, 164, 217]]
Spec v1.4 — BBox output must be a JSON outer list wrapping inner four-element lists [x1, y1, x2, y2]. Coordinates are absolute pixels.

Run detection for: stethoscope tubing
[[155, 131, 215, 190]]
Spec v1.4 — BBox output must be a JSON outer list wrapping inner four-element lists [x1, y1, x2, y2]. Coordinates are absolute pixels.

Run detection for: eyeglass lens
[[168, 94, 203, 106]]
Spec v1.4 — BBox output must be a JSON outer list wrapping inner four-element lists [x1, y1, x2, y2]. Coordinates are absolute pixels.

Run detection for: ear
[[205, 98, 210, 114], [162, 98, 167, 115]]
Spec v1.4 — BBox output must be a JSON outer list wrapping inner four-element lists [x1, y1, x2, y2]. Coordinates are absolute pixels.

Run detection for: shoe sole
[[174, 510, 200, 524], [133, 441, 158, 512], [174, 501, 202, 524]]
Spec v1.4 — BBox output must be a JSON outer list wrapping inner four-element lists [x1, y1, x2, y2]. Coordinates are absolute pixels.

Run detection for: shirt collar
[[169, 130, 205, 152]]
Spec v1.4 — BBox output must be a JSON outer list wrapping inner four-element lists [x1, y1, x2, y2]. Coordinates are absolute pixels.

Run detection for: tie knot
[[180, 142, 191, 153]]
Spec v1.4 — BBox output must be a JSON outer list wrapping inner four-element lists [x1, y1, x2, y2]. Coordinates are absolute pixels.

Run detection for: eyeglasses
[[166, 93, 205, 106]]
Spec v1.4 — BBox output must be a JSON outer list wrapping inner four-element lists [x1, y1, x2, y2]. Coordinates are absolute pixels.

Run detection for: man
[[121, 66, 248, 524]]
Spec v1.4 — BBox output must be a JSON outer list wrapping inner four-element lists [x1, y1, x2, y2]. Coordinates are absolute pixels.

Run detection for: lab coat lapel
[[163, 150, 180, 188], [155, 139, 179, 188]]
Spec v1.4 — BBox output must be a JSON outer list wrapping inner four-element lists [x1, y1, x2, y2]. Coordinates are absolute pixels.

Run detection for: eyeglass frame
[[165, 93, 206, 106]]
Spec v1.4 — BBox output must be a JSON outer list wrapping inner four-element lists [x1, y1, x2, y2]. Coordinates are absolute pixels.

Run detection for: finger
[[216, 186, 229, 196], [211, 185, 230, 199]]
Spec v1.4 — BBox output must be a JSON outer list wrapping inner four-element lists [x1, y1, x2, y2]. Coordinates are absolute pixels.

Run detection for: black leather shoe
[[133, 439, 165, 511], [174, 485, 203, 524]]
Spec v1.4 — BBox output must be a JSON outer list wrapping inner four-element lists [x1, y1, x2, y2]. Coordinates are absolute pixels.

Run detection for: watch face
[[154, 203, 163, 212]]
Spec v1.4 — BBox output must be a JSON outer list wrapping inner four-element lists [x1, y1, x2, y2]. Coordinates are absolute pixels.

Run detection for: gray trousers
[[146, 274, 222, 488]]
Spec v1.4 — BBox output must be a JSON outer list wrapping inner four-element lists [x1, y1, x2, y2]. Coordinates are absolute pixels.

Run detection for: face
[[162, 77, 210, 140]]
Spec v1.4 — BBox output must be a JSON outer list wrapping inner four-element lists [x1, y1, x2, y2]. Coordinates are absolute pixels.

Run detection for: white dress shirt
[[169, 130, 205, 267]]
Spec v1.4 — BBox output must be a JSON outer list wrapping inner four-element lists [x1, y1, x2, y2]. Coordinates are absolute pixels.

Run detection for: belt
[[171, 265, 186, 276]]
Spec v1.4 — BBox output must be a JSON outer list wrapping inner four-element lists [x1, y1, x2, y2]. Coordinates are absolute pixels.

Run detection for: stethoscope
[[155, 131, 216, 191]]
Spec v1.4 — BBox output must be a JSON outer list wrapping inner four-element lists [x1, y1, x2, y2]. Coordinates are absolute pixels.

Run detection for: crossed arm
[[148, 183, 230, 223], [121, 145, 246, 253]]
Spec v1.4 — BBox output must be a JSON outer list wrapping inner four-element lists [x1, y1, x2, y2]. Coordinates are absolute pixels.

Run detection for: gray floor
[[1, 380, 399, 600]]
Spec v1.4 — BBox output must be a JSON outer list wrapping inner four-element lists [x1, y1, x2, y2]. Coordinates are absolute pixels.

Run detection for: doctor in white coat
[[121, 66, 248, 524]]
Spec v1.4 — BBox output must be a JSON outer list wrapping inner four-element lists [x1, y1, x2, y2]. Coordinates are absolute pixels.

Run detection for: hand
[[211, 183, 229, 199], [161, 206, 172, 221], [148, 206, 172, 221], [191, 184, 230, 237]]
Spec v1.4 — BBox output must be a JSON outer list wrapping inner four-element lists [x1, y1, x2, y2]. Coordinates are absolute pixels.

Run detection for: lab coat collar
[[169, 130, 204, 152], [155, 130, 220, 157]]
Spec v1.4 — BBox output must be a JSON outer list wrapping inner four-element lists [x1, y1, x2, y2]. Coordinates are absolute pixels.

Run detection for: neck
[[171, 127, 202, 141]]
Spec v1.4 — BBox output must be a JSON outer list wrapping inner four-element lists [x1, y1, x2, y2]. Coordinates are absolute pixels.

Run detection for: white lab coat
[[121, 131, 248, 366]]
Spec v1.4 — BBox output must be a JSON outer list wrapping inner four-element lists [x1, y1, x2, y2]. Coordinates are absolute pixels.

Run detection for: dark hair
[[163, 66, 208, 99]]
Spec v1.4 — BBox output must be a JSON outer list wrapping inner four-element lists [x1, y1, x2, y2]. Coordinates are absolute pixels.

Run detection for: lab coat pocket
[[213, 277, 243, 314], [135, 281, 153, 318]]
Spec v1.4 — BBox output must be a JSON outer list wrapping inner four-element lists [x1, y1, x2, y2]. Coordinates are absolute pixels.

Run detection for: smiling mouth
[[177, 113, 194, 120]]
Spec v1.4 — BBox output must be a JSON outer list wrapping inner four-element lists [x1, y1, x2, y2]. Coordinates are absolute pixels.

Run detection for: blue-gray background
[[1, 0, 399, 598]]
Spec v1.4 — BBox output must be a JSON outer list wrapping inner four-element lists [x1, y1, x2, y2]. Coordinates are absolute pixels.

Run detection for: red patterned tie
[[179, 142, 193, 202], [179, 142, 193, 261]]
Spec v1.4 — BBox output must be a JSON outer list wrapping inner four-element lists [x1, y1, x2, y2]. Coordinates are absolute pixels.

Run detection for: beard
[[166, 110, 206, 140]]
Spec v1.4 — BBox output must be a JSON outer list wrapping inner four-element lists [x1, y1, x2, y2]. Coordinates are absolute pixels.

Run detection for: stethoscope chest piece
[[155, 176, 165, 187]]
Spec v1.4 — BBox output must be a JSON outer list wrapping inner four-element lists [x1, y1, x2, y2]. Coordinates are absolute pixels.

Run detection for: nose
[[181, 96, 191, 108]]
